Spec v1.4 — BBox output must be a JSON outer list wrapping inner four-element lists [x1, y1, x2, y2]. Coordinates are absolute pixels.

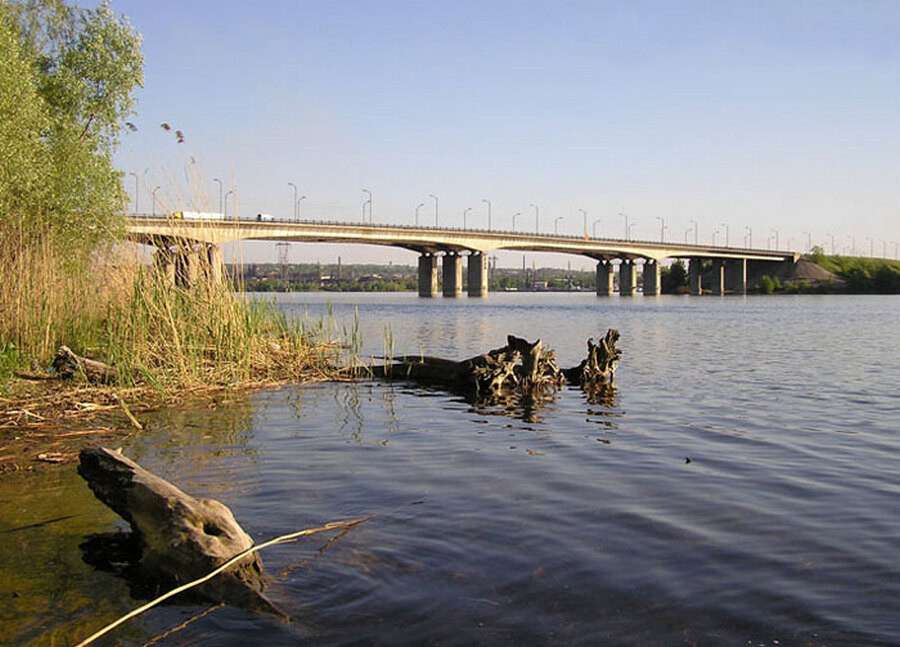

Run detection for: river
[[2, 293, 899, 645]]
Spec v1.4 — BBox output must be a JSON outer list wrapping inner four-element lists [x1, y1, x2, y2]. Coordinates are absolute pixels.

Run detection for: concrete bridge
[[127, 214, 798, 297]]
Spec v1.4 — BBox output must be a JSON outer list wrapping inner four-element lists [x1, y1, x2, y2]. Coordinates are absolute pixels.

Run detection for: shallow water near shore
[[2, 293, 900, 645]]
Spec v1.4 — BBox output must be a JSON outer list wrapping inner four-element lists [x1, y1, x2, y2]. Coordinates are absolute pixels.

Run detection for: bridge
[[127, 214, 798, 297]]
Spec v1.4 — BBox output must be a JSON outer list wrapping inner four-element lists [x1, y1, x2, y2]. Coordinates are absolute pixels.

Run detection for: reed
[[0, 221, 342, 390]]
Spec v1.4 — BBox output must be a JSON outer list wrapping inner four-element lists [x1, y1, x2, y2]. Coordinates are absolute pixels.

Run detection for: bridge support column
[[153, 247, 176, 287], [711, 259, 725, 295], [175, 246, 201, 289], [689, 258, 703, 296], [205, 244, 225, 283], [619, 260, 636, 296], [442, 253, 462, 297], [467, 252, 488, 298], [642, 260, 660, 296], [725, 259, 747, 295], [418, 254, 438, 297], [596, 261, 613, 296]]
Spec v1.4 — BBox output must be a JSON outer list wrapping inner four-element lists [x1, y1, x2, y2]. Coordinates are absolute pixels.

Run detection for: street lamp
[[213, 178, 223, 215], [482, 199, 492, 231], [530, 203, 539, 233], [429, 194, 439, 226], [830, 234, 836, 255], [712, 228, 719, 246], [415, 202, 425, 226], [771, 228, 780, 250], [690, 219, 698, 245], [554, 216, 564, 234], [151, 186, 161, 216], [803, 231, 812, 252], [593, 218, 602, 238], [628, 222, 636, 240], [866, 236, 874, 257], [684, 228, 692, 243], [296, 195, 306, 220], [745, 226, 752, 248], [288, 182, 298, 220], [578, 209, 587, 237], [128, 172, 139, 214], [512, 211, 521, 231], [224, 189, 235, 220], [620, 212, 629, 240], [463, 207, 472, 230], [362, 189, 372, 223], [656, 216, 666, 243], [720, 223, 729, 247]]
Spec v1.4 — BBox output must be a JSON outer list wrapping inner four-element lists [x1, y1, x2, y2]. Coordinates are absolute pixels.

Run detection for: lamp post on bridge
[[554, 216, 564, 235], [482, 199, 492, 231], [655, 216, 667, 243], [512, 211, 521, 232], [712, 228, 719, 246], [771, 228, 780, 250], [213, 178, 223, 215], [463, 207, 472, 230], [429, 194, 439, 226], [578, 209, 587, 237], [720, 223, 729, 247], [296, 195, 306, 220], [151, 186, 161, 216], [803, 231, 812, 252], [288, 182, 298, 220], [224, 189, 235, 220], [593, 218, 601, 238], [745, 226, 752, 248], [628, 222, 636, 241], [867, 236, 874, 257], [362, 189, 373, 223], [619, 212, 629, 240], [128, 172, 139, 213], [690, 219, 698, 245], [415, 202, 424, 226], [530, 203, 539, 233]]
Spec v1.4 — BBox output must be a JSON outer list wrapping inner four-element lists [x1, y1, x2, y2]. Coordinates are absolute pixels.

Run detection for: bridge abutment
[[418, 254, 438, 297], [467, 252, 488, 298], [689, 258, 703, 296], [153, 247, 176, 286], [643, 260, 660, 296], [619, 260, 636, 296], [175, 246, 201, 289], [725, 259, 747, 295], [442, 253, 462, 297], [205, 244, 225, 283], [596, 261, 613, 296]]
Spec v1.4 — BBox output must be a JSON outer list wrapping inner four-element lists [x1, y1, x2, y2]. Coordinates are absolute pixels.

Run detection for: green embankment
[[804, 252, 900, 294]]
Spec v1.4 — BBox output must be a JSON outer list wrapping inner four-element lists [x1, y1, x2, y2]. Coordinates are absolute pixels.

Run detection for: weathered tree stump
[[562, 329, 621, 386], [78, 447, 277, 613], [52, 346, 117, 384]]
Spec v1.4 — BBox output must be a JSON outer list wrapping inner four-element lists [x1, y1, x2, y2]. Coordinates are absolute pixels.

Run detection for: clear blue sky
[[110, 0, 900, 266]]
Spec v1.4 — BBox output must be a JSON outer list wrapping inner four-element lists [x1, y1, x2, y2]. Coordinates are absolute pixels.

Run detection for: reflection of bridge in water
[[127, 214, 798, 297]]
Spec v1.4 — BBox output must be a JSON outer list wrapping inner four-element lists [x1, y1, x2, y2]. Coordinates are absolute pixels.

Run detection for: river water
[[2, 293, 899, 645]]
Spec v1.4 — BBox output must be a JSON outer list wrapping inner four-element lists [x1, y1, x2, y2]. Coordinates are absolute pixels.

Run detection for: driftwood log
[[377, 330, 620, 404], [52, 345, 117, 384], [78, 447, 277, 614]]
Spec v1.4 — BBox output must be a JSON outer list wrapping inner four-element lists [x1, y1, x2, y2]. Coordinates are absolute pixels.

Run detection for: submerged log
[[377, 330, 620, 409], [77, 447, 277, 614], [52, 345, 117, 384]]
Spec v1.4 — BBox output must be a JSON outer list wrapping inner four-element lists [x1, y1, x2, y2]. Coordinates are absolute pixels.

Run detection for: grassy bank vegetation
[[807, 248, 900, 294], [0, 2, 338, 394]]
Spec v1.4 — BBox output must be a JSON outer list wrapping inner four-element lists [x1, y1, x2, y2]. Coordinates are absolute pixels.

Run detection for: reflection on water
[[2, 294, 900, 645]]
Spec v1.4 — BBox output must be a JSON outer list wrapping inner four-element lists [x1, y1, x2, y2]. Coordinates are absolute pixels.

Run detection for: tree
[[661, 260, 687, 293]]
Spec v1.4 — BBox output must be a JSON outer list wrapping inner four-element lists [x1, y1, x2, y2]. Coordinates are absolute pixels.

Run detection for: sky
[[109, 0, 900, 267]]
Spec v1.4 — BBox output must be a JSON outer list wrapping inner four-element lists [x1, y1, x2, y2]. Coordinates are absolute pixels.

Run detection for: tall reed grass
[[0, 222, 340, 389]]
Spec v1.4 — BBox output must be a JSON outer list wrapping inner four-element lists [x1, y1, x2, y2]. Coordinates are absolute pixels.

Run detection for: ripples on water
[[2, 294, 899, 645]]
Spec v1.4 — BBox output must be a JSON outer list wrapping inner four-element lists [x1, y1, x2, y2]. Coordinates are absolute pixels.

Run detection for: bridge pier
[[725, 259, 747, 295], [689, 258, 703, 296], [442, 252, 462, 297], [205, 244, 225, 283], [153, 247, 176, 286], [711, 259, 725, 295], [418, 254, 438, 297], [619, 260, 636, 296], [642, 260, 660, 296], [175, 246, 201, 289], [467, 252, 488, 298], [596, 261, 614, 296]]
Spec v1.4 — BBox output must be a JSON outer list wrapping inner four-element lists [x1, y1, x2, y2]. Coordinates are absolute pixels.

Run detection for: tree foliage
[[0, 0, 143, 252]]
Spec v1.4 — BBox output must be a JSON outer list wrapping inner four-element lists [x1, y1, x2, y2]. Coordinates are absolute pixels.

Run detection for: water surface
[[2, 293, 899, 645]]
